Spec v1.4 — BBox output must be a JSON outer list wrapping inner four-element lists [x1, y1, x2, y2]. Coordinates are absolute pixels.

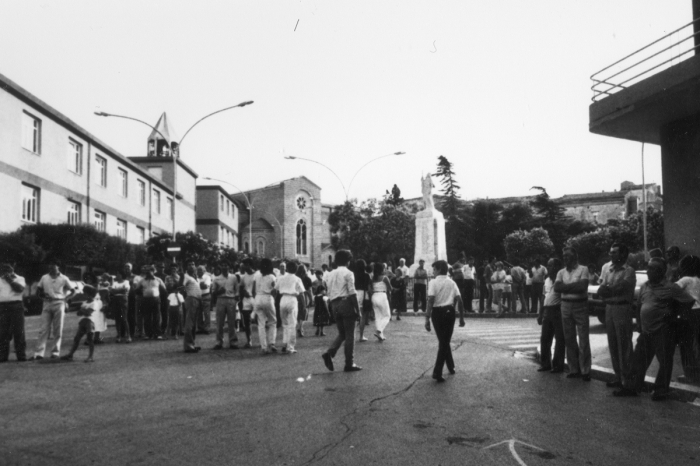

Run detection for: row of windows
[[22, 111, 168, 213], [20, 184, 146, 243], [219, 226, 236, 248], [220, 194, 235, 219]]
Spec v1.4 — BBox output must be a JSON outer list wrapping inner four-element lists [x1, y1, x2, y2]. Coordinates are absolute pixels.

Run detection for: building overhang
[[590, 54, 700, 145]]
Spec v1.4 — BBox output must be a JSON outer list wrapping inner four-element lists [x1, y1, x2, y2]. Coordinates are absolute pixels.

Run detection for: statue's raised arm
[[421, 174, 434, 212]]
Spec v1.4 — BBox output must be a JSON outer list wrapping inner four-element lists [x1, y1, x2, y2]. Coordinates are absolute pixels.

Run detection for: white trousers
[[280, 295, 298, 350], [34, 301, 65, 357], [254, 295, 277, 351]]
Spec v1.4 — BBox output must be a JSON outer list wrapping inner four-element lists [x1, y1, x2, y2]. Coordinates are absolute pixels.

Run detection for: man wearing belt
[[0, 264, 27, 362], [212, 262, 240, 350], [196, 265, 212, 334], [134, 265, 166, 340], [555, 247, 591, 381], [597, 243, 636, 390], [413, 260, 428, 313], [425, 260, 465, 383], [181, 261, 203, 353], [321, 249, 362, 372], [33, 262, 76, 360]]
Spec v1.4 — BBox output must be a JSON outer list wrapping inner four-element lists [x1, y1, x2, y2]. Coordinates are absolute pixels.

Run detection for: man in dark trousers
[[413, 260, 428, 313]]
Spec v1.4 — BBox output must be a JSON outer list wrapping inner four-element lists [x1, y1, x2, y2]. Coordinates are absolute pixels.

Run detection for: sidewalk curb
[[589, 364, 700, 402]]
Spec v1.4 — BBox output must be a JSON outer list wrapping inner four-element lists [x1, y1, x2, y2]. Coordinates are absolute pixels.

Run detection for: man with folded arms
[[554, 247, 591, 381], [0, 264, 27, 362], [597, 243, 636, 391], [322, 250, 362, 372]]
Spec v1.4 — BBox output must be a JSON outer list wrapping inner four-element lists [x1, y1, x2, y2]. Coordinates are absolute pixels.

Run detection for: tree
[[433, 155, 461, 218], [472, 200, 504, 260], [503, 227, 554, 265], [146, 231, 238, 268], [529, 187, 571, 253]]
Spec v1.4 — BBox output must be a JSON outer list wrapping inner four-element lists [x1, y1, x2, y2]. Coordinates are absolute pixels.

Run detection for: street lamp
[[203, 177, 254, 254], [284, 151, 405, 201], [95, 100, 253, 239]]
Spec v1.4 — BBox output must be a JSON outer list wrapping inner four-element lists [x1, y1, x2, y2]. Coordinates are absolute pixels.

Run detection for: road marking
[[462, 329, 539, 335], [484, 438, 547, 466], [479, 334, 539, 340], [509, 343, 540, 349]]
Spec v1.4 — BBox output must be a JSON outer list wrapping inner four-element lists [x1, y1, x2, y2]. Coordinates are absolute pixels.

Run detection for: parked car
[[588, 270, 648, 324]]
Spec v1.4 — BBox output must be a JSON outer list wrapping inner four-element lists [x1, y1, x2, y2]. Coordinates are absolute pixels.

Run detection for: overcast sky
[[0, 1, 691, 205]]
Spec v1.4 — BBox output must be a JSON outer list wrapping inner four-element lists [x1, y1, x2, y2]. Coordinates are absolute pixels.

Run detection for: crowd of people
[[1, 244, 698, 398]]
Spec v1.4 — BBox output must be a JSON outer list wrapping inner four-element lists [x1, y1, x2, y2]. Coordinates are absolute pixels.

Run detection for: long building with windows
[[0, 72, 197, 244]]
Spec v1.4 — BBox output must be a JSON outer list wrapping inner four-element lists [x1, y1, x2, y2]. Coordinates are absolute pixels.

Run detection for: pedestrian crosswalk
[[456, 323, 541, 352]]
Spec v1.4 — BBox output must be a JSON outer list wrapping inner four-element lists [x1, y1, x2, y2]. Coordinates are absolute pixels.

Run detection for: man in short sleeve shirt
[[322, 250, 361, 372], [555, 247, 591, 380], [598, 243, 636, 390], [33, 263, 75, 359]]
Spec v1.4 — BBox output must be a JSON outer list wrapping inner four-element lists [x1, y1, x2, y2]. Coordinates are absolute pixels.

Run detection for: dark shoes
[[448, 367, 456, 375], [322, 353, 334, 371], [230, 344, 239, 350], [537, 366, 552, 372], [606, 381, 623, 388], [613, 388, 639, 397], [550, 368, 564, 373], [344, 365, 362, 372], [651, 390, 669, 401], [582, 374, 591, 382], [184, 347, 201, 353], [432, 374, 446, 383], [566, 372, 582, 379], [213, 344, 223, 350]]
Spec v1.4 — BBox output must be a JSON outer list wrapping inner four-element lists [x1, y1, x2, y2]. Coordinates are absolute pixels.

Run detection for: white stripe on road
[[490, 339, 540, 345], [478, 333, 540, 340], [508, 343, 540, 349], [462, 330, 540, 336]]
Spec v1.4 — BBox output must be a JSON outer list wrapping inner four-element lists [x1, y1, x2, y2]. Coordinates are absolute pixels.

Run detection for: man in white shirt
[[33, 262, 76, 360], [554, 247, 591, 381], [277, 262, 305, 354], [510, 262, 529, 314], [322, 250, 362, 372], [196, 265, 212, 335], [0, 264, 27, 362], [462, 256, 476, 313], [212, 262, 241, 350], [397, 258, 409, 278], [240, 259, 257, 348], [425, 260, 465, 382], [181, 261, 203, 353], [134, 265, 166, 340]]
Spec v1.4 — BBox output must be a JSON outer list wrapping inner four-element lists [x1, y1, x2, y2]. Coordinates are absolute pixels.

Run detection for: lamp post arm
[[94, 112, 171, 147], [346, 152, 405, 200], [286, 156, 348, 200], [178, 101, 254, 148]]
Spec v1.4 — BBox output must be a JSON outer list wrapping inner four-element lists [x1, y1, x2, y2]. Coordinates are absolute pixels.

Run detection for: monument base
[[411, 209, 447, 275]]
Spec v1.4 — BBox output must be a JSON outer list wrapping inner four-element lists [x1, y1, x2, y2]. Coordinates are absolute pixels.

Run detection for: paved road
[[1, 314, 700, 465]]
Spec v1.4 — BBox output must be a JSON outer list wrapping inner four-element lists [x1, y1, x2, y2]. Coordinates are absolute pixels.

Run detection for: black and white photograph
[[1, 1, 700, 465]]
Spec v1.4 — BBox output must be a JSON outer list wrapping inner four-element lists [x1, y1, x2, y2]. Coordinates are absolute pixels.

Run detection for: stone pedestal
[[412, 209, 447, 270]]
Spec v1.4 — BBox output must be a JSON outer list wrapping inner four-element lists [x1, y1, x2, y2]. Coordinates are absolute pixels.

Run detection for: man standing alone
[[598, 243, 636, 391], [33, 262, 75, 360], [555, 248, 591, 381], [531, 259, 547, 314]]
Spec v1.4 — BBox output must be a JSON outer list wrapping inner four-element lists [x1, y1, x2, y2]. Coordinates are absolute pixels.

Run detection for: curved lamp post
[[284, 151, 405, 201], [95, 100, 253, 239]]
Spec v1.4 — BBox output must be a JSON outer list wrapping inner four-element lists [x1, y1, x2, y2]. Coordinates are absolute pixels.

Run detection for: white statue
[[421, 174, 435, 211]]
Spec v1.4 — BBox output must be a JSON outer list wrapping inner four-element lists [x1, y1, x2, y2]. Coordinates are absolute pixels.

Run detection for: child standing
[[61, 285, 100, 362]]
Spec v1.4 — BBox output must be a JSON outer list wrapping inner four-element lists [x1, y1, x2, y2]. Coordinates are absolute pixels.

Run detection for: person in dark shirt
[[614, 258, 694, 400]]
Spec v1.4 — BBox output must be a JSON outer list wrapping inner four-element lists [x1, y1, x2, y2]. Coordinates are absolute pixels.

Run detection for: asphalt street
[[1, 313, 700, 466]]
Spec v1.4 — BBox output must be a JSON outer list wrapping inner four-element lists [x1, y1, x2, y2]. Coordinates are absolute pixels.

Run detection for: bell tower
[[146, 112, 179, 157]]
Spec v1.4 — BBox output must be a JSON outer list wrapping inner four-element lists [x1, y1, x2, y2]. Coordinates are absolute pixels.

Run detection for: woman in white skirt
[[370, 262, 393, 341]]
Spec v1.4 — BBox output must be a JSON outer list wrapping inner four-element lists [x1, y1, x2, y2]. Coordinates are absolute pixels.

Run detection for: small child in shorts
[[62, 285, 100, 363]]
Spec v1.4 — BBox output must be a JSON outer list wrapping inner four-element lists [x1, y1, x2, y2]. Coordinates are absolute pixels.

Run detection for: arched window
[[296, 219, 307, 255], [256, 238, 265, 256], [244, 241, 249, 253]]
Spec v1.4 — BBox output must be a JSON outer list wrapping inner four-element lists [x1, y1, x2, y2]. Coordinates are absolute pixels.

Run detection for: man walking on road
[[555, 247, 591, 381], [322, 249, 362, 372], [33, 262, 75, 360], [413, 260, 428, 313], [598, 243, 636, 391]]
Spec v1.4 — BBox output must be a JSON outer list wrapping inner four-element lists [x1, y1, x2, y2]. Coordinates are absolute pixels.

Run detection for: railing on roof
[[591, 18, 700, 102]]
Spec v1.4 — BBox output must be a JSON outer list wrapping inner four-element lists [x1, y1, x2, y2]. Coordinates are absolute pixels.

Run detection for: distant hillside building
[[195, 185, 239, 249], [558, 181, 662, 224]]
